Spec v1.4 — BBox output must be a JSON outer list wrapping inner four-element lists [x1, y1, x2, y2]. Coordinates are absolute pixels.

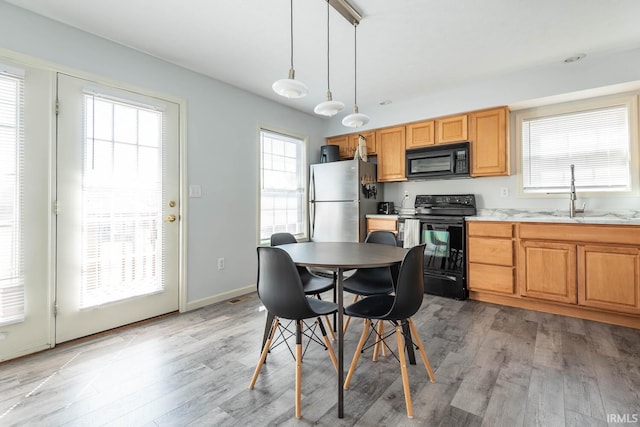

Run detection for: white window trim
[[256, 124, 309, 245], [515, 92, 640, 198]]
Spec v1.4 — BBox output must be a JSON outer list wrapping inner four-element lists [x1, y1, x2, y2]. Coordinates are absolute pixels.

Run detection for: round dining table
[[276, 241, 409, 418]]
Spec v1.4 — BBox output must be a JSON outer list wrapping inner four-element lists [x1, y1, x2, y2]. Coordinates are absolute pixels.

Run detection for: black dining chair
[[269, 232, 336, 340], [342, 244, 436, 419], [342, 231, 397, 338], [249, 246, 338, 419]]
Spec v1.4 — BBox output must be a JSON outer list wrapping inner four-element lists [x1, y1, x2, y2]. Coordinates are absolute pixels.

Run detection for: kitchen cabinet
[[326, 135, 351, 159], [467, 222, 515, 295], [405, 120, 435, 149], [466, 221, 640, 329], [367, 217, 398, 234], [518, 240, 577, 304], [469, 106, 510, 177], [350, 131, 376, 156], [578, 245, 640, 314], [376, 126, 406, 182], [435, 114, 467, 144]]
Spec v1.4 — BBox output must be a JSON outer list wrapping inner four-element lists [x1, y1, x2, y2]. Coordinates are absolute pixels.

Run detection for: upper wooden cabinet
[[470, 107, 509, 177], [376, 126, 406, 182], [406, 120, 435, 149], [435, 114, 467, 144], [326, 135, 351, 159], [350, 131, 377, 156], [327, 131, 376, 159]]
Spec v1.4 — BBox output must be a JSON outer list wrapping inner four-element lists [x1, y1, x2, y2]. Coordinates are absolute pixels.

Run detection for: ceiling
[[6, 0, 640, 117]]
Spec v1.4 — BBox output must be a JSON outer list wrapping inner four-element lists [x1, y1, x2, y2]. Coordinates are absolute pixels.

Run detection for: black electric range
[[399, 194, 476, 300]]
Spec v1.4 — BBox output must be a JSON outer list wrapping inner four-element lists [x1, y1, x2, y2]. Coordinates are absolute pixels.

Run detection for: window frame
[[515, 93, 640, 198], [257, 126, 309, 245]]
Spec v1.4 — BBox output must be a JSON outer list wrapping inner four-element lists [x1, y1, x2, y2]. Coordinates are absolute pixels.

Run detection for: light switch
[[189, 185, 202, 198]]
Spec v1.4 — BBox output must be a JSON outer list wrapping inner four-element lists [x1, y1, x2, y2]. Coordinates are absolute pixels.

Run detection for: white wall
[[325, 47, 640, 213], [0, 1, 328, 307]]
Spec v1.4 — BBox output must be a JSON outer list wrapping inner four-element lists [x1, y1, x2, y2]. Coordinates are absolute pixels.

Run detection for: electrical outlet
[[500, 187, 509, 198], [217, 257, 225, 270]]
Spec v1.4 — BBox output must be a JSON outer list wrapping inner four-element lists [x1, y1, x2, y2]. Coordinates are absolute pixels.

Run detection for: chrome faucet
[[569, 164, 586, 218]]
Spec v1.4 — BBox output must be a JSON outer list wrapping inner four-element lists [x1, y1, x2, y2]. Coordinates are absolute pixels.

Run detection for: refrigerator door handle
[[309, 167, 315, 202], [310, 201, 316, 239]]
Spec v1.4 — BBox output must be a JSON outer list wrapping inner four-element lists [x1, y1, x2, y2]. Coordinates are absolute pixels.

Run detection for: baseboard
[[184, 285, 256, 312]]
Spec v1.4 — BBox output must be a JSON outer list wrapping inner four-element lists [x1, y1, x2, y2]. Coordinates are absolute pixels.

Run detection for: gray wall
[[2, 1, 639, 306], [0, 1, 327, 306]]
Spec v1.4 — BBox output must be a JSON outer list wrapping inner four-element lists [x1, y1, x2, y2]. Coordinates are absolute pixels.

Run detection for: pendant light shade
[[273, 0, 308, 99], [315, 0, 344, 116], [342, 106, 370, 127], [342, 23, 369, 128]]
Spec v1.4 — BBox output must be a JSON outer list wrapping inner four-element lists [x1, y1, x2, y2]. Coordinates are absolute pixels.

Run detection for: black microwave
[[406, 142, 470, 180]]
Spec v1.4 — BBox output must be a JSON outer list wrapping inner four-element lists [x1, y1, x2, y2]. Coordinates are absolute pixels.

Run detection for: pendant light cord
[[289, 0, 294, 69], [353, 23, 358, 106], [326, 0, 331, 92]]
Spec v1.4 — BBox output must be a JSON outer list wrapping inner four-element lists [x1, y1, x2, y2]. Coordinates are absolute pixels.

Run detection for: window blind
[[0, 70, 25, 325], [522, 105, 631, 193]]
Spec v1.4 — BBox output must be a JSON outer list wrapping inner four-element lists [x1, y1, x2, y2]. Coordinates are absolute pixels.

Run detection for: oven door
[[421, 221, 464, 273], [420, 218, 467, 299]]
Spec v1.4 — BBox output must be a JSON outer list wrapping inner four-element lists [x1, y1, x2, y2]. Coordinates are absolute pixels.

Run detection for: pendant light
[[342, 22, 369, 128], [272, 0, 308, 98], [314, 0, 344, 116]]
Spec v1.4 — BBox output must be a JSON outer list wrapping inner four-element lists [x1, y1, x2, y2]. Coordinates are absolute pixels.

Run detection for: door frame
[[1, 48, 188, 355]]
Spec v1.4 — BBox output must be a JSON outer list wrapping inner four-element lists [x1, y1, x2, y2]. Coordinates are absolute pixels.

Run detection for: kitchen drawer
[[468, 263, 515, 295], [467, 221, 513, 238], [468, 237, 513, 266], [367, 218, 398, 233]]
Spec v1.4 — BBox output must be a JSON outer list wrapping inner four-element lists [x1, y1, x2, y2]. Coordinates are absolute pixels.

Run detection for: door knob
[[166, 214, 177, 223]]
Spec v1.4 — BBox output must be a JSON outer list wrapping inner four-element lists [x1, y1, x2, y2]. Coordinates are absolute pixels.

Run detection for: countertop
[[366, 210, 640, 225], [468, 208, 640, 225], [366, 214, 399, 219]]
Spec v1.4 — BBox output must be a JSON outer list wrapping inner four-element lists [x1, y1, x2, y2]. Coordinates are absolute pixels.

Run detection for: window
[[81, 93, 165, 308], [259, 128, 307, 245], [518, 95, 638, 194], [0, 68, 24, 325]]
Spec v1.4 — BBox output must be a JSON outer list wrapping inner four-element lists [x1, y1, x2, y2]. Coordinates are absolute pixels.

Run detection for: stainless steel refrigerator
[[309, 159, 379, 242]]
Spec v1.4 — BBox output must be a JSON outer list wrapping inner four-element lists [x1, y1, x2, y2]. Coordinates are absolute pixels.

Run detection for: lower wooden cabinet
[[467, 222, 515, 295], [467, 221, 640, 329], [578, 244, 640, 314], [519, 240, 577, 304]]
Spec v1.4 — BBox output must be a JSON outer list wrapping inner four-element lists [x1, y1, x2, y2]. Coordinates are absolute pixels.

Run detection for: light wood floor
[[1, 293, 639, 426]]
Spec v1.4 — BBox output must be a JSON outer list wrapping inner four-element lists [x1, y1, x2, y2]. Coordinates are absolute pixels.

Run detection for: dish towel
[[403, 219, 421, 248]]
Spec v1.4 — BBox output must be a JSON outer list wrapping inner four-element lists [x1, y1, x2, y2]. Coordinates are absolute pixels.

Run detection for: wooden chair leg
[[295, 320, 302, 419], [317, 318, 338, 372], [342, 294, 359, 334], [250, 318, 279, 389], [344, 319, 370, 389], [324, 315, 336, 341], [408, 318, 436, 382], [395, 323, 413, 418], [372, 320, 388, 361]]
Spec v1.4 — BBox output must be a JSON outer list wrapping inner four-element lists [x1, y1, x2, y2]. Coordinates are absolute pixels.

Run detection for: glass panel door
[[55, 74, 180, 343]]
